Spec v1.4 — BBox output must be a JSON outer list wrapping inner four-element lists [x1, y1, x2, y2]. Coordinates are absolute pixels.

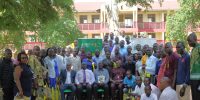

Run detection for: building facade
[[74, 1, 200, 44]]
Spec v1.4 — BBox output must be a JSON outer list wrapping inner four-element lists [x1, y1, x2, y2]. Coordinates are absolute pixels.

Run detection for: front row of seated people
[[59, 60, 171, 100]]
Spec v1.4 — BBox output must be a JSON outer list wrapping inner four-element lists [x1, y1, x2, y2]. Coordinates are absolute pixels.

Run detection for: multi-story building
[[23, 0, 200, 50], [74, 0, 200, 44]]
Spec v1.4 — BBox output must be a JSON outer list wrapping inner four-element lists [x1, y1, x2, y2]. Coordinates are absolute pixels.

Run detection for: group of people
[[0, 32, 199, 100]]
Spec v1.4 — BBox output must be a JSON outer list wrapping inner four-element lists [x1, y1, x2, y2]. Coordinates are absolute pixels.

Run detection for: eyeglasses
[[21, 57, 28, 59]]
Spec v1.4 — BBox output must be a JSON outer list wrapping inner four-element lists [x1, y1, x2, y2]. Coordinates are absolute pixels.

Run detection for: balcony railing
[[78, 23, 101, 30], [137, 22, 165, 29], [77, 22, 166, 32]]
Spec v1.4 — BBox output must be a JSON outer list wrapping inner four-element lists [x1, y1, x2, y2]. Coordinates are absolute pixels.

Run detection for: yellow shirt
[[141, 54, 148, 65]]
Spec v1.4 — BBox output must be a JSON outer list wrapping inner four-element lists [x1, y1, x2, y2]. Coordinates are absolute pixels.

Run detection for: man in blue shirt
[[119, 40, 127, 59], [175, 41, 191, 100], [92, 50, 102, 69], [82, 52, 97, 71], [93, 61, 109, 100]]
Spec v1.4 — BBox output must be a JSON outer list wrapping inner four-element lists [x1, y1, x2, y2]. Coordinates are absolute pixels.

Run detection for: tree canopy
[[116, 0, 163, 8], [166, 0, 200, 45], [0, 0, 83, 50]]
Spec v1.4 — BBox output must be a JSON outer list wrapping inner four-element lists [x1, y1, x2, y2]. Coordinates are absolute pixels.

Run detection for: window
[[148, 14, 156, 22], [92, 15, 100, 23], [80, 15, 88, 23], [92, 34, 100, 38], [138, 14, 143, 22], [148, 33, 156, 38], [124, 15, 133, 28]]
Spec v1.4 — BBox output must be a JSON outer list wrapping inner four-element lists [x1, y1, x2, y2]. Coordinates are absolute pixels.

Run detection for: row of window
[[79, 14, 167, 24]]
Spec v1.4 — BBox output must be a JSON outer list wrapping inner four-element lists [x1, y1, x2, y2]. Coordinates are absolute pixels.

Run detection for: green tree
[[166, 0, 200, 46], [116, 0, 163, 8], [0, 0, 82, 50]]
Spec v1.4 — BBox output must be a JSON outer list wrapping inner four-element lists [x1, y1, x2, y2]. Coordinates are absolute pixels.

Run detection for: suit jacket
[[60, 69, 76, 84]]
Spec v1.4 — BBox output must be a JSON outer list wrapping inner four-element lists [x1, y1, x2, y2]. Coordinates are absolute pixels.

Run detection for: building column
[[161, 12, 165, 44]]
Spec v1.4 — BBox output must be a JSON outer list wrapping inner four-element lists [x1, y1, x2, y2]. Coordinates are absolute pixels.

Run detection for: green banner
[[78, 38, 103, 53]]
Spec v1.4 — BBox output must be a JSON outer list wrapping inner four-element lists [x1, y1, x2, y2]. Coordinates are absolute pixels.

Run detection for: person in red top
[[164, 42, 179, 88], [110, 59, 125, 100]]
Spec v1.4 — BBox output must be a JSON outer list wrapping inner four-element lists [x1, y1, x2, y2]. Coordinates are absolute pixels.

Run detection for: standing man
[[102, 51, 113, 73], [125, 36, 131, 47], [135, 51, 143, 76], [144, 47, 158, 75], [29, 46, 47, 100], [109, 32, 115, 43], [176, 41, 191, 100], [0, 49, 14, 100], [125, 46, 133, 61], [60, 48, 71, 70], [70, 48, 81, 71], [75, 62, 95, 100], [164, 42, 179, 88], [153, 43, 159, 58], [92, 50, 103, 69], [73, 40, 79, 50], [119, 40, 127, 58], [82, 52, 96, 71], [187, 32, 200, 100], [59, 63, 76, 100]]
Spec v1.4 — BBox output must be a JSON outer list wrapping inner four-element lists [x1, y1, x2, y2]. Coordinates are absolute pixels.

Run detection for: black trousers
[[77, 84, 92, 100], [2, 87, 14, 100], [93, 83, 109, 100], [191, 80, 200, 100]]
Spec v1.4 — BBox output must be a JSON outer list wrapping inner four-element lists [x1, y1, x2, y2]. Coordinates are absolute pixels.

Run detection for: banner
[[78, 38, 103, 53]]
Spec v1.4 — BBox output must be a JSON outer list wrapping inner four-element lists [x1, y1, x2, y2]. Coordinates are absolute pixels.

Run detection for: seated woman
[[110, 59, 125, 100], [14, 52, 33, 99]]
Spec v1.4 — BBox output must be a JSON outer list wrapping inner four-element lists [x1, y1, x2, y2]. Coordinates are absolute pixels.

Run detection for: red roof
[[74, 2, 104, 12]]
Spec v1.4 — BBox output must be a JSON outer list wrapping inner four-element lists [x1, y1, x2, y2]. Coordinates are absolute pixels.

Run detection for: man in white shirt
[[159, 77, 178, 100], [60, 48, 71, 70], [144, 77, 160, 98], [141, 85, 158, 100], [131, 76, 145, 98], [75, 62, 95, 100], [59, 63, 76, 100], [70, 49, 81, 71], [145, 47, 158, 75], [44, 48, 61, 88]]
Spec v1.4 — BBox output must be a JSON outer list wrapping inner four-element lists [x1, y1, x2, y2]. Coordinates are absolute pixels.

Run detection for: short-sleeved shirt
[[190, 43, 200, 80]]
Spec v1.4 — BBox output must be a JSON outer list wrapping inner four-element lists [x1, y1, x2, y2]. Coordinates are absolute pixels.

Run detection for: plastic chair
[[64, 89, 72, 100], [97, 88, 104, 100]]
